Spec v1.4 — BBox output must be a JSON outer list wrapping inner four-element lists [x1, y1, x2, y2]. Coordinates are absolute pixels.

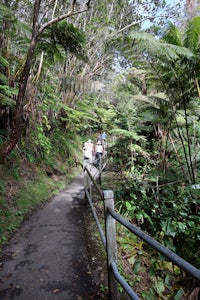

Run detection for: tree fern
[[50, 21, 88, 62], [129, 31, 194, 60], [112, 17, 200, 183]]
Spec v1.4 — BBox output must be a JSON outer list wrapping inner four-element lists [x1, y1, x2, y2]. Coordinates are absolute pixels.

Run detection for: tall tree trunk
[[186, 0, 198, 14], [0, 1, 89, 162], [0, 30, 39, 162]]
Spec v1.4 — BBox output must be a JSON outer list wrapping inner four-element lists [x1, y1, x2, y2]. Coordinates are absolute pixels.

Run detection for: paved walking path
[[0, 168, 107, 300]]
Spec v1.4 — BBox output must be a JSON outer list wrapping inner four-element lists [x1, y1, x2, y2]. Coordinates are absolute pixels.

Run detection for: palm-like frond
[[0, 56, 9, 67], [51, 21, 88, 62], [0, 4, 16, 22], [161, 22, 183, 46], [129, 143, 150, 159], [0, 54, 18, 107], [184, 16, 200, 53], [130, 93, 169, 110], [0, 93, 16, 106], [129, 31, 194, 60], [130, 94, 160, 109], [110, 128, 146, 142], [95, 106, 116, 123], [0, 74, 8, 85], [35, 40, 65, 63]]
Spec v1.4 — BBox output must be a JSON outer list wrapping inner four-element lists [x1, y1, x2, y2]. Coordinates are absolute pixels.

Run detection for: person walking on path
[[97, 132, 102, 143], [101, 132, 107, 142], [83, 139, 94, 169], [95, 140, 104, 168], [101, 132, 107, 149]]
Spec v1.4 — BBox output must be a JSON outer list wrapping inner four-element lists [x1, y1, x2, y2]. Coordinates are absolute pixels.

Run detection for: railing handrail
[[85, 188, 106, 248], [110, 261, 140, 300], [108, 206, 200, 282], [83, 157, 200, 300]]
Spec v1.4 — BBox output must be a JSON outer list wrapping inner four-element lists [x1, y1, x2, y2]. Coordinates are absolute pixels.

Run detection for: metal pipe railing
[[107, 206, 200, 282], [85, 188, 106, 248], [84, 164, 104, 198], [110, 262, 140, 300], [83, 157, 200, 300]]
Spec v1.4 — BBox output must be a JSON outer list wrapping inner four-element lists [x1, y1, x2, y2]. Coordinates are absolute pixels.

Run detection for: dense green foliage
[[105, 14, 200, 298], [0, 0, 200, 298]]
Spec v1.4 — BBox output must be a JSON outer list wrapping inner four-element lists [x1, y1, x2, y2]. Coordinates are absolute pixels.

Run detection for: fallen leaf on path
[[52, 289, 60, 294]]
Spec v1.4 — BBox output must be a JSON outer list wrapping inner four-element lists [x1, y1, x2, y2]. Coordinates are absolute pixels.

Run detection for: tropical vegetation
[[0, 0, 200, 299]]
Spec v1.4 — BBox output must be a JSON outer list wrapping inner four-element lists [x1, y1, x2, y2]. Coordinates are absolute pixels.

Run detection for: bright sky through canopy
[[166, 0, 181, 4], [142, 0, 184, 29]]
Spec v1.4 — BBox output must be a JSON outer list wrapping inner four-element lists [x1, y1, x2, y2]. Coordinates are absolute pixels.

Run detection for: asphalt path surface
[[0, 170, 107, 300]]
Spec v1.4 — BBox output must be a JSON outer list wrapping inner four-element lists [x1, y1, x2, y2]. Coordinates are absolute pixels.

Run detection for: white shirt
[[96, 144, 104, 153], [83, 142, 94, 159]]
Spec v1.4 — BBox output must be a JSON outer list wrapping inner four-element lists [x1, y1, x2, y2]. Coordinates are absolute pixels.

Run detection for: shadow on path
[[0, 172, 107, 300]]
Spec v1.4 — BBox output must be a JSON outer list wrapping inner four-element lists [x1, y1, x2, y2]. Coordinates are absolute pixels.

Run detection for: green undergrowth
[[0, 128, 84, 251], [100, 170, 199, 300], [117, 225, 185, 300]]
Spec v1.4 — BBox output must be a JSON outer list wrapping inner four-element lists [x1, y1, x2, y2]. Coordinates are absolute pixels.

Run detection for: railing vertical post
[[84, 163, 91, 202], [83, 170, 87, 203], [103, 190, 119, 300], [89, 176, 92, 198], [99, 155, 102, 184]]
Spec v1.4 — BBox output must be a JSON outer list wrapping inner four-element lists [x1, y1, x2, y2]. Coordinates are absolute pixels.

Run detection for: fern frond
[[0, 74, 8, 84], [0, 93, 16, 106], [130, 93, 169, 110], [0, 85, 18, 96], [0, 4, 16, 22], [161, 22, 183, 46], [130, 94, 159, 109], [110, 128, 146, 142], [184, 16, 200, 52], [129, 31, 194, 60], [0, 55, 9, 67], [130, 144, 150, 158]]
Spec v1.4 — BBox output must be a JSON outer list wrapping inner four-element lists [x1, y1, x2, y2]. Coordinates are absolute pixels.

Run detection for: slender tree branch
[[35, 51, 44, 83], [38, 9, 88, 35], [168, 132, 188, 178], [52, 0, 58, 20], [115, 14, 176, 35], [194, 70, 200, 97]]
